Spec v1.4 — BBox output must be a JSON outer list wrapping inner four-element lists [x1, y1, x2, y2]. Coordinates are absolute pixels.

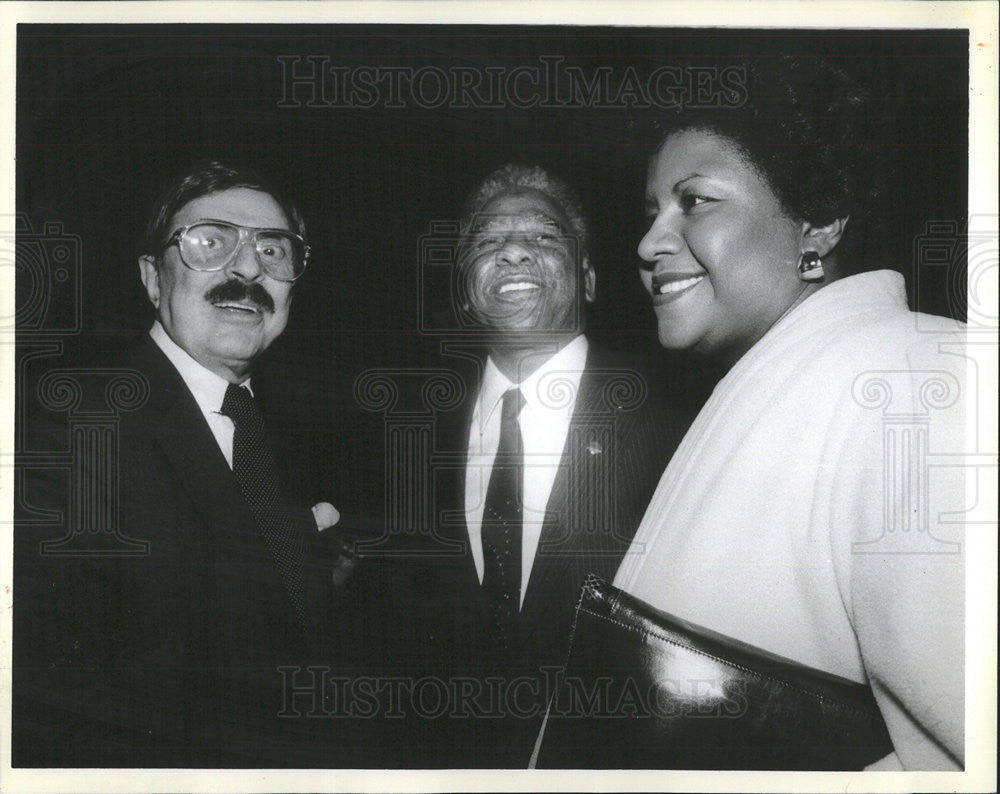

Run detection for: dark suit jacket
[[360, 342, 689, 766], [13, 337, 339, 767]]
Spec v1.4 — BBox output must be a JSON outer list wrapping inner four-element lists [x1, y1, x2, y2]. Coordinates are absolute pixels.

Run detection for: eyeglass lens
[[180, 222, 304, 280]]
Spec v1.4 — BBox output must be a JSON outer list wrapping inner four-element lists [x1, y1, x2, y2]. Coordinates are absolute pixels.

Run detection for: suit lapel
[[521, 348, 639, 623], [131, 339, 299, 624], [152, 390, 259, 546], [521, 352, 601, 620], [134, 339, 262, 540]]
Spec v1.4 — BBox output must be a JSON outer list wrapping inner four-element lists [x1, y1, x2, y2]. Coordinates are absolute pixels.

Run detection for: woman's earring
[[797, 251, 824, 282]]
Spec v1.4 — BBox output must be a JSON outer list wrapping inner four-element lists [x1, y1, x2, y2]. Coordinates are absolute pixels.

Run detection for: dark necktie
[[221, 383, 306, 628], [481, 386, 525, 653]]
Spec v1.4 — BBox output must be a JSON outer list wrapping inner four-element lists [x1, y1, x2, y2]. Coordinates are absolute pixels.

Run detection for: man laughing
[[394, 163, 688, 766]]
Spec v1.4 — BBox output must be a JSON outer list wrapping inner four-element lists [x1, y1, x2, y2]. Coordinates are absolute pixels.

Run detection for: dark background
[[16, 25, 970, 514]]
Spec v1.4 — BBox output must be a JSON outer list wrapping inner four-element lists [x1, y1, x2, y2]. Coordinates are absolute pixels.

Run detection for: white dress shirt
[[465, 334, 589, 607], [149, 321, 250, 469]]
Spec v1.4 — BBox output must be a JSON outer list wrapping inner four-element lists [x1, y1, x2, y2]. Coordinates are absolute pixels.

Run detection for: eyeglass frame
[[161, 218, 311, 283]]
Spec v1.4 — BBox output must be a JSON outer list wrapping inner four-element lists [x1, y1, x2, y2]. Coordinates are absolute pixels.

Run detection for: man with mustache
[[14, 161, 342, 766], [389, 164, 688, 766]]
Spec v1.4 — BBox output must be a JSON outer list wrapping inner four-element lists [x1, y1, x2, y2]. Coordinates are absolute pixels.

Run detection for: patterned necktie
[[221, 383, 306, 628], [481, 386, 525, 653]]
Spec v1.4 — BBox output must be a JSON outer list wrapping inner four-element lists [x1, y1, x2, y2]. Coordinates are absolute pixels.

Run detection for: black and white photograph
[[2, 2, 996, 791]]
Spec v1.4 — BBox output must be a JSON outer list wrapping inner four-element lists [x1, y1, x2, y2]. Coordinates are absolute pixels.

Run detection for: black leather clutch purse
[[533, 574, 893, 770]]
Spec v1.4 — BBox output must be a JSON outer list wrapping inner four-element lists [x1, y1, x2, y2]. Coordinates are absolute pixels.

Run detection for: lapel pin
[[586, 441, 603, 456]]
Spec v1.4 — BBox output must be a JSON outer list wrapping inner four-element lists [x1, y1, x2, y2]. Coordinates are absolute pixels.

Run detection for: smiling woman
[[574, 56, 967, 771], [639, 129, 820, 363]]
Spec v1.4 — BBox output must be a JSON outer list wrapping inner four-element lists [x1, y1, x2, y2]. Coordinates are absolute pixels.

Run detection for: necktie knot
[[500, 386, 525, 424], [221, 383, 259, 427], [496, 387, 524, 458]]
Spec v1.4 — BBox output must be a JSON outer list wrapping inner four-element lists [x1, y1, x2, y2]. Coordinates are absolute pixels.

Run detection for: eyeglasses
[[163, 219, 310, 282]]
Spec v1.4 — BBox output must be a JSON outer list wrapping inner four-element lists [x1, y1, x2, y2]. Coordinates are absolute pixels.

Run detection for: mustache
[[204, 279, 275, 313]]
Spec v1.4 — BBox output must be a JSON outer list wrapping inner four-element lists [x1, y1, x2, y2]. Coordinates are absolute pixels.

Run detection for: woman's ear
[[801, 216, 849, 258]]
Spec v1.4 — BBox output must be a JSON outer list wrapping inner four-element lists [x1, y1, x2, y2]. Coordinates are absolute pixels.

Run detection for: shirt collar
[[478, 334, 588, 430], [149, 321, 250, 414]]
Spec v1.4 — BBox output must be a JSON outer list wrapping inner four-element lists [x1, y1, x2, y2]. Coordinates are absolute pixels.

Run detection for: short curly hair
[[460, 163, 591, 260], [647, 56, 886, 264]]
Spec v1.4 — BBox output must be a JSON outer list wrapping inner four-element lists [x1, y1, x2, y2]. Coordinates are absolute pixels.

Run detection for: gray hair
[[460, 163, 590, 258]]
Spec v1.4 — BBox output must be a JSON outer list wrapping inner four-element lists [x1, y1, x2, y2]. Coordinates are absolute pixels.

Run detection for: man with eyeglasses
[[138, 168, 308, 387], [14, 160, 344, 767]]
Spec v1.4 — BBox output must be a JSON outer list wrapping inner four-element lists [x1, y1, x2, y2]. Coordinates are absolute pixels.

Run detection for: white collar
[[477, 334, 588, 431], [149, 321, 250, 414]]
